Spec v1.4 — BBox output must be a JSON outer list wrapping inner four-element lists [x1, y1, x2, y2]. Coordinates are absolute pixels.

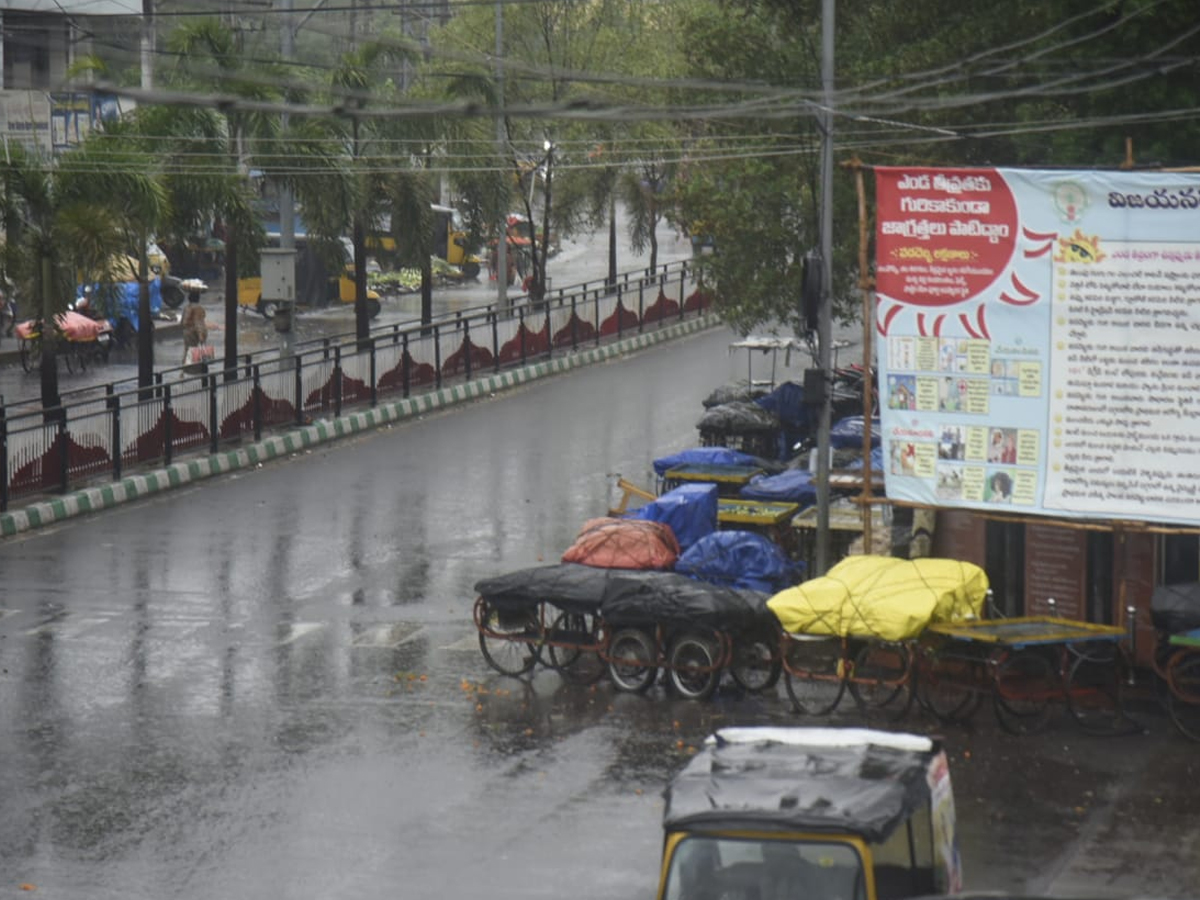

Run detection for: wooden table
[[717, 498, 801, 555], [662, 463, 764, 497]]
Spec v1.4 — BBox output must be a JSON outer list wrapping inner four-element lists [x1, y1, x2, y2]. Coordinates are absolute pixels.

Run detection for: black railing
[[1, 261, 711, 510]]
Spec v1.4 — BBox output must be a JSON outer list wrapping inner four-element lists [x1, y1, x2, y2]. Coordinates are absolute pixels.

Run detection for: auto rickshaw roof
[[663, 727, 942, 845]]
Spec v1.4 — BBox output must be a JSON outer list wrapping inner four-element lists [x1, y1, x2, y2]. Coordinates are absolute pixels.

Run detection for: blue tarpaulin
[[628, 483, 718, 551], [830, 416, 881, 449], [740, 469, 817, 507], [754, 381, 811, 458], [86, 278, 165, 332], [675, 530, 805, 593], [848, 446, 886, 471], [652, 446, 761, 477]]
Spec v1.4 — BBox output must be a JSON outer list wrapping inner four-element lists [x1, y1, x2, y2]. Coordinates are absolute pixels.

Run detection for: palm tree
[[54, 123, 170, 390], [0, 142, 145, 409], [326, 42, 431, 340], [164, 19, 282, 376]]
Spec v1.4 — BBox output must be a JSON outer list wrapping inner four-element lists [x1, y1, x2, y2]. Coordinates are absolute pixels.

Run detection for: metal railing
[[1, 261, 710, 510]]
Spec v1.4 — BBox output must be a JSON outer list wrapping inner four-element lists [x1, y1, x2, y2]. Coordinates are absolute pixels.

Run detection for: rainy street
[[2, 284, 1200, 897]]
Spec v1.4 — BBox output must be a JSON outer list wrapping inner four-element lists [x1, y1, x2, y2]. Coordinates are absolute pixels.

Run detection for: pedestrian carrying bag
[[187, 344, 215, 364]]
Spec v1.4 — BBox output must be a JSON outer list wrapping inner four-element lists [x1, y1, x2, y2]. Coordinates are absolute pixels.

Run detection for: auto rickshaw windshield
[[662, 834, 866, 900]]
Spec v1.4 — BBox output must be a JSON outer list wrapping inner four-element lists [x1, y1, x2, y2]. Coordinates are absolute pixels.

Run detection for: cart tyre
[[730, 632, 782, 693], [667, 631, 721, 701], [1165, 652, 1200, 742], [782, 634, 845, 716], [20, 338, 41, 373], [915, 646, 983, 723], [258, 298, 279, 319], [367, 297, 382, 319], [848, 640, 914, 720], [476, 599, 541, 676], [607, 628, 658, 693], [992, 649, 1057, 735], [547, 611, 606, 685]]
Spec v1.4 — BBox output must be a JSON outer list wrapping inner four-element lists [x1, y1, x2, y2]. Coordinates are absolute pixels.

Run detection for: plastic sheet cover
[[676, 530, 806, 594], [653, 446, 761, 477], [697, 401, 781, 435], [561, 517, 680, 570], [662, 728, 938, 844], [767, 555, 989, 640], [740, 469, 817, 506], [473, 563, 620, 613], [830, 416, 882, 449], [599, 571, 769, 631], [754, 381, 809, 432], [1150, 582, 1200, 633], [703, 382, 767, 408], [628, 484, 718, 551]]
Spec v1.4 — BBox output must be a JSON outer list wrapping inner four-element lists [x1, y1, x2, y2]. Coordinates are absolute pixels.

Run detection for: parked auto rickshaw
[[657, 727, 961, 900]]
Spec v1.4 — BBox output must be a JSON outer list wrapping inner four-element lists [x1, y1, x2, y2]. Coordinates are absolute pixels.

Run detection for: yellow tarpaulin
[[767, 555, 989, 640]]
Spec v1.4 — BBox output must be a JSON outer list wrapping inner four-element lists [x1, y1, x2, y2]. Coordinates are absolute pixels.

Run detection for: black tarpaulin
[[697, 401, 782, 435], [473, 563, 617, 613], [662, 728, 938, 844], [599, 571, 769, 631], [1151, 582, 1200, 633]]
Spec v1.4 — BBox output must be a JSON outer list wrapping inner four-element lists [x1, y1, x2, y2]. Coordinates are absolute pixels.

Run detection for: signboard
[[875, 166, 1200, 526], [0, 91, 51, 155], [1022, 523, 1087, 618]]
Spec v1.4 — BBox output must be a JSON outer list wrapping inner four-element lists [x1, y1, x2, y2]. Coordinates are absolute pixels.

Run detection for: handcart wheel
[[476, 598, 542, 677], [914, 644, 983, 723], [1165, 652, 1200, 742], [782, 634, 845, 716], [667, 631, 721, 701], [1065, 644, 1140, 735], [607, 628, 658, 693], [730, 631, 783, 693], [20, 337, 43, 374], [847, 640, 914, 720], [546, 611, 606, 685], [992, 648, 1057, 735]]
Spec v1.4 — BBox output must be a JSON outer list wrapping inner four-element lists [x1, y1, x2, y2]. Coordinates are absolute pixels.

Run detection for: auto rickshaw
[[657, 727, 961, 900]]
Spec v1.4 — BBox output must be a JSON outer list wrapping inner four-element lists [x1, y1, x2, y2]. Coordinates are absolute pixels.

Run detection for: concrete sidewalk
[[0, 313, 720, 538]]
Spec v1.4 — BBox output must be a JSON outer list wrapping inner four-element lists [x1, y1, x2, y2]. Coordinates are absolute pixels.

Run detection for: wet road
[[2, 323, 1199, 900]]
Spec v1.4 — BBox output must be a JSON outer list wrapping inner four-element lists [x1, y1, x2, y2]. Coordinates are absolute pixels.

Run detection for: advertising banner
[[874, 166, 1200, 526]]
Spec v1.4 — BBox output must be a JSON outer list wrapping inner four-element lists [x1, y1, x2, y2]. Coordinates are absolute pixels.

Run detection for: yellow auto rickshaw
[[657, 727, 961, 900]]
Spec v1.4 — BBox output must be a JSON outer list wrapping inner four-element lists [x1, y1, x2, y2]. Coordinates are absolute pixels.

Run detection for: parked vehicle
[[657, 727, 961, 900]]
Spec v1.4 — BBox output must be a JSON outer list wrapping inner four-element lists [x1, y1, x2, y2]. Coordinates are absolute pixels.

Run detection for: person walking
[[181, 289, 208, 366]]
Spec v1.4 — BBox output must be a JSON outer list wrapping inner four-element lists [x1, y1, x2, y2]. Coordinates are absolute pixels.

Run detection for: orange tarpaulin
[[562, 517, 680, 570]]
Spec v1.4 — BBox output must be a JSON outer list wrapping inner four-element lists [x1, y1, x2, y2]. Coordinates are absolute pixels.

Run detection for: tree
[[0, 141, 154, 409], [55, 121, 171, 390], [163, 19, 283, 376]]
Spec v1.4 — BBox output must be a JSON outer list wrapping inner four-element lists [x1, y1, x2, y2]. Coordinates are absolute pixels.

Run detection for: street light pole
[[814, 0, 835, 575], [495, 0, 509, 310]]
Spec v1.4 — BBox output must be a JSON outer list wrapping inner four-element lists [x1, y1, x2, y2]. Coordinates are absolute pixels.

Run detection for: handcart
[[472, 563, 611, 685], [472, 565, 782, 698], [598, 570, 783, 700], [915, 608, 1138, 735], [768, 555, 990, 722], [1156, 628, 1200, 742]]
